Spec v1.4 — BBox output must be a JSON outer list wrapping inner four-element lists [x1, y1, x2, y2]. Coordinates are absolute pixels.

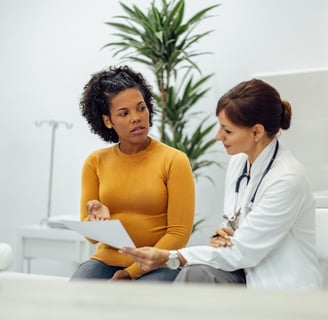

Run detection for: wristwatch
[[166, 250, 181, 269]]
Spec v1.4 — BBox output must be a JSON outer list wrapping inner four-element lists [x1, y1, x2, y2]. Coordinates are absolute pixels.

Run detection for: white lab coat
[[180, 139, 323, 290]]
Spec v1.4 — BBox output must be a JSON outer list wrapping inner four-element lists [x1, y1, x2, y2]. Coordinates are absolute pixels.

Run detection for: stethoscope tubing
[[233, 140, 279, 213]]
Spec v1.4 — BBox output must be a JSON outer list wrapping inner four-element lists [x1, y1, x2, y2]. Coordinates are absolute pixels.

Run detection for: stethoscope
[[223, 140, 279, 230]]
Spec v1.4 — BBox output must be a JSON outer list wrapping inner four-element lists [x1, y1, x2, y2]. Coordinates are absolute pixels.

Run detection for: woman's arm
[[80, 154, 101, 222], [125, 151, 195, 279], [155, 152, 195, 248], [79, 154, 104, 244]]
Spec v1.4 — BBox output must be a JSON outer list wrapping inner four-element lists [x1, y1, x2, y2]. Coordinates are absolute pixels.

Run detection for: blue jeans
[[71, 259, 179, 282]]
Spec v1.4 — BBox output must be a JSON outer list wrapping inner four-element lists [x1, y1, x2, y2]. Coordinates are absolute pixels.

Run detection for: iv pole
[[35, 120, 73, 225]]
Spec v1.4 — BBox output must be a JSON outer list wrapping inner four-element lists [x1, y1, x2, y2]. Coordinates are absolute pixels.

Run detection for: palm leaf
[[103, 0, 221, 182]]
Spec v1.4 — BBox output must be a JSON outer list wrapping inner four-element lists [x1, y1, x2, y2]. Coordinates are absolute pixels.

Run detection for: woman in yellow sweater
[[71, 66, 195, 281]]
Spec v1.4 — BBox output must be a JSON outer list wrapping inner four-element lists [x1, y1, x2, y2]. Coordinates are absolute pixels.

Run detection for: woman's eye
[[225, 129, 232, 134], [138, 106, 146, 111], [119, 112, 128, 117]]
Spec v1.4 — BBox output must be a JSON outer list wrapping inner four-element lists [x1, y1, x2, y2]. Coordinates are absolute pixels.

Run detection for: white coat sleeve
[[179, 171, 312, 271]]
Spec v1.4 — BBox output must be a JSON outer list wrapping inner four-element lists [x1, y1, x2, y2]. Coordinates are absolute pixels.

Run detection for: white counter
[[0, 277, 327, 320]]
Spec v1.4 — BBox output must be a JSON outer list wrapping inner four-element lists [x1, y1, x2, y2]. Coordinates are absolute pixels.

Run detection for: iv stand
[[35, 120, 73, 226]]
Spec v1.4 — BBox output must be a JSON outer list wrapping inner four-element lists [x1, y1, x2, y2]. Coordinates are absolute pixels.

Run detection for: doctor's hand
[[119, 247, 170, 273], [210, 227, 234, 248], [87, 200, 110, 221]]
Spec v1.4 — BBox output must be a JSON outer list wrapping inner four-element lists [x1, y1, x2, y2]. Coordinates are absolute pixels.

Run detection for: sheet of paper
[[60, 219, 136, 249]]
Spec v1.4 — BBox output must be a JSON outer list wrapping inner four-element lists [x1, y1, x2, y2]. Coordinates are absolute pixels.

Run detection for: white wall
[[0, 0, 327, 273], [254, 69, 328, 192]]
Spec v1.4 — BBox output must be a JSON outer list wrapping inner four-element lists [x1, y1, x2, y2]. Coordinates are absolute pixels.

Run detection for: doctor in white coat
[[120, 79, 323, 290]]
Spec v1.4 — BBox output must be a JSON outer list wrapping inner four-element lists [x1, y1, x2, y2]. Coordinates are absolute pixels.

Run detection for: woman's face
[[102, 88, 150, 151], [215, 109, 255, 156]]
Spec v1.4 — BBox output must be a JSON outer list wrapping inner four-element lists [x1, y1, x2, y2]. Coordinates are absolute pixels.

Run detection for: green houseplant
[[103, 0, 221, 183]]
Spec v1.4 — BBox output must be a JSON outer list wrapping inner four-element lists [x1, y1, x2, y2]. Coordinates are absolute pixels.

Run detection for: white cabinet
[[16, 225, 96, 276]]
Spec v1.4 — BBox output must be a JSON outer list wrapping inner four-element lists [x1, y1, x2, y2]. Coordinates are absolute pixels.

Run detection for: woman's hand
[[119, 247, 169, 273], [110, 269, 131, 281], [210, 227, 234, 248], [86, 200, 110, 221]]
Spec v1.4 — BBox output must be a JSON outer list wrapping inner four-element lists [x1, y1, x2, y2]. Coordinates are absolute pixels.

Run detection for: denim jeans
[[70, 259, 179, 282]]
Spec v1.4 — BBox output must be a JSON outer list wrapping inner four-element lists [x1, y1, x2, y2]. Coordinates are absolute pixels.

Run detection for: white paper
[[60, 219, 136, 249]]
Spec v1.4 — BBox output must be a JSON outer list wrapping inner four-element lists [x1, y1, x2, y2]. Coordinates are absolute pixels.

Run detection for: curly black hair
[[80, 65, 154, 143]]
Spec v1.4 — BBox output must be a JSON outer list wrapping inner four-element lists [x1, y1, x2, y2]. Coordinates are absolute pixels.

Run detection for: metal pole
[[35, 120, 73, 225]]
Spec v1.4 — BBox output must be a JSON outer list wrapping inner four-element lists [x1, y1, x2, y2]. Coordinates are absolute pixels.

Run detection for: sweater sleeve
[[79, 153, 100, 244]]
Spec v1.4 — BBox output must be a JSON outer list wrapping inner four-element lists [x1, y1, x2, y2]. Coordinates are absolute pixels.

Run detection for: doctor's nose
[[215, 128, 223, 141]]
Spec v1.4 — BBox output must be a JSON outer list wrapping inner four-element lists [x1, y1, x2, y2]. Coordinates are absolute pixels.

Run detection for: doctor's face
[[215, 109, 254, 156]]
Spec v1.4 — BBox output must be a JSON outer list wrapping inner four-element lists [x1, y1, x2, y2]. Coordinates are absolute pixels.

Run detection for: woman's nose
[[131, 114, 141, 123]]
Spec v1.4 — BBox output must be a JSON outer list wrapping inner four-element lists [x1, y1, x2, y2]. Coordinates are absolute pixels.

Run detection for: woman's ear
[[102, 115, 113, 129]]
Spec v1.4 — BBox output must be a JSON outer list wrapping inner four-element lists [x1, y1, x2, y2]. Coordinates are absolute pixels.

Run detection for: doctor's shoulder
[[272, 145, 306, 178], [266, 152, 312, 200]]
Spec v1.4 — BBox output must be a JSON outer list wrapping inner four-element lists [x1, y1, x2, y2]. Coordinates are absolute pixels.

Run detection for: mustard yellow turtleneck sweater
[[80, 138, 195, 279]]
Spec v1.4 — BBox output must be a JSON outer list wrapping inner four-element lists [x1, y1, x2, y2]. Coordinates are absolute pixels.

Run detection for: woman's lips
[[131, 126, 146, 134]]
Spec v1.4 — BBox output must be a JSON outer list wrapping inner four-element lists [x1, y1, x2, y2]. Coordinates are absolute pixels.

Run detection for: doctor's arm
[[179, 174, 308, 271], [120, 247, 187, 273]]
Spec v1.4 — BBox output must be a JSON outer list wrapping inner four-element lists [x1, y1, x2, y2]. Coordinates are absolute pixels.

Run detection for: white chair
[[315, 208, 328, 286], [316, 208, 328, 262], [0, 243, 13, 271]]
